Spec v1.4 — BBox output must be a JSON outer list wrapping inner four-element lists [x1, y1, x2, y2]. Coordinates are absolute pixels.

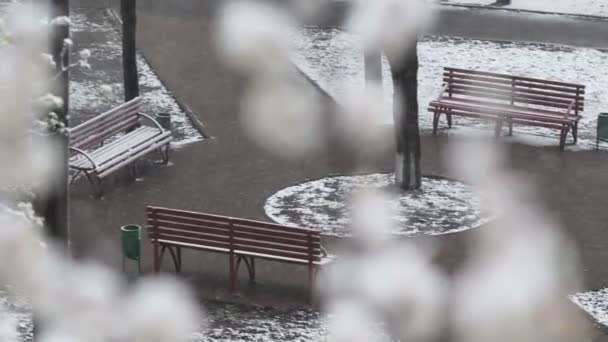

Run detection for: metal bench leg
[[229, 253, 237, 293], [508, 119, 513, 136], [154, 240, 162, 273], [166, 246, 181, 273], [494, 120, 504, 138], [84, 171, 103, 198], [447, 112, 453, 128], [572, 122, 578, 143], [69, 170, 82, 185], [129, 163, 139, 180], [432, 111, 440, 135], [307, 264, 315, 305], [161, 144, 171, 164], [559, 126, 568, 151], [237, 256, 256, 283]]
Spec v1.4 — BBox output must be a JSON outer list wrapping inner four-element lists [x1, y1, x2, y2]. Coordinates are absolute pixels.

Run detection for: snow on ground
[[0, 288, 326, 342], [291, 29, 608, 150], [571, 288, 608, 328], [70, 8, 203, 148], [436, 0, 608, 17], [265, 174, 489, 237]]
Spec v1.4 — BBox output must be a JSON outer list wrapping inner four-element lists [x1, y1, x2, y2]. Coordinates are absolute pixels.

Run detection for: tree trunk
[[122, 0, 139, 101], [42, 0, 70, 248], [364, 50, 382, 86], [389, 41, 421, 190]]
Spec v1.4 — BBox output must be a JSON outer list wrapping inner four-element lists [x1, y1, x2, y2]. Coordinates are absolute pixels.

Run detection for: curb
[[105, 7, 213, 140], [436, 2, 608, 21]]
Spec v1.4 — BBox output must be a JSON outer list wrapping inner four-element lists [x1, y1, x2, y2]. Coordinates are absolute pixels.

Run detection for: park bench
[[428, 67, 585, 150], [69, 97, 172, 196], [146, 206, 333, 303]]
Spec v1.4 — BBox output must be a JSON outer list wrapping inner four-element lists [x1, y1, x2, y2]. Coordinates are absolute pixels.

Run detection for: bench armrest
[[565, 100, 576, 117], [137, 112, 166, 133], [436, 83, 449, 101], [69, 147, 98, 170]]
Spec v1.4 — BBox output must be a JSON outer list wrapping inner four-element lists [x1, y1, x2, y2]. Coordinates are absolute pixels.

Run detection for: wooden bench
[[69, 97, 172, 196], [428, 67, 585, 150], [146, 206, 333, 303]]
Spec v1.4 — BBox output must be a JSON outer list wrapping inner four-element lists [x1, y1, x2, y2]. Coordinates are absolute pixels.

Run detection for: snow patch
[[570, 288, 608, 327]]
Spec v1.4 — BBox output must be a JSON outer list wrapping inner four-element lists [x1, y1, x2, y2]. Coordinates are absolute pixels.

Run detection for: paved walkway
[[69, 1, 608, 340]]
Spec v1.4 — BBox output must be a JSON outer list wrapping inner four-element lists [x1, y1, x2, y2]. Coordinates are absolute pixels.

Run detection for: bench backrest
[[146, 206, 324, 263], [69, 97, 143, 151], [443, 67, 585, 115]]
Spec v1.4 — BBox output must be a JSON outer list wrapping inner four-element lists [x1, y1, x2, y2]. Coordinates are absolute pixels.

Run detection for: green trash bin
[[155, 113, 172, 131], [121, 224, 141, 273], [597, 113, 608, 149]]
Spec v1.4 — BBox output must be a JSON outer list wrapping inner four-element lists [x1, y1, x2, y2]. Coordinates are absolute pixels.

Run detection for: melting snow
[[265, 174, 489, 237], [291, 30, 608, 150]]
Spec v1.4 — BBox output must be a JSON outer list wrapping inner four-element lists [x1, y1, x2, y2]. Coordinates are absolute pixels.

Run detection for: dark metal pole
[[44, 0, 70, 247], [121, 0, 139, 101]]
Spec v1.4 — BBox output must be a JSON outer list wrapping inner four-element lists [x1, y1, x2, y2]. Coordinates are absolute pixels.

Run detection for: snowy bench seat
[[428, 67, 585, 150], [69, 97, 172, 197], [146, 206, 333, 304]]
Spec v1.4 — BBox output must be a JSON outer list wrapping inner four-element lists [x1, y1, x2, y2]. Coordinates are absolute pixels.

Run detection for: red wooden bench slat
[[147, 216, 231, 232], [429, 101, 576, 123], [232, 228, 320, 248], [146, 206, 329, 304], [233, 235, 322, 255], [447, 82, 584, 108], [443, 75, 585, 98], [432, 67, 584, 149], [444, 67, 585, 89], [151, 225, 232, 242], [427, 107, 566, 130], [447, 89, 576, 111], [149, 233, 231, 251], [149, 207, 317, 236]]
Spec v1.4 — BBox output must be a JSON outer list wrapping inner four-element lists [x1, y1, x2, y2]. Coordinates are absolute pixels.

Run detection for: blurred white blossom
[[215, 1, 295, 75], [348, 0, 433, 63], [335, 84, 391, 160], [324, 189, 447, 341], [325, 299, 380, 342], [240, 73, 324, 160], [124, 277, 204, 342], [287, 0, 331, 23], [448, 141, 584, 342]]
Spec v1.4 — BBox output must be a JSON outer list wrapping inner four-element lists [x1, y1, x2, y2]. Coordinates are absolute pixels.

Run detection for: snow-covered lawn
[[291, 29, 608, 150], [436, 0, 608, 17], [265, 174, 489, 237]]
